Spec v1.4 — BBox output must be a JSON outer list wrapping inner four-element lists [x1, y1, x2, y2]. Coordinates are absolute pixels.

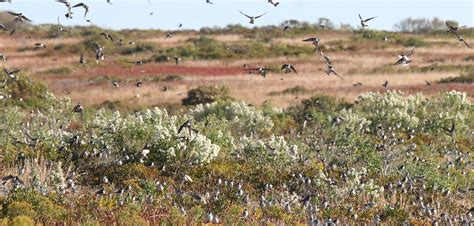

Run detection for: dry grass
[[1, 32, 472, 108]]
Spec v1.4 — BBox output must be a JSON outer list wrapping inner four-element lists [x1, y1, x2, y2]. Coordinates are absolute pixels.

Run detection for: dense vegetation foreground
[[0, 75, 473, 225]]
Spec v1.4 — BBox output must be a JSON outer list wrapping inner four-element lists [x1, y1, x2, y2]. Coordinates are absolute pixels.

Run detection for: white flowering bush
[[49, 162, 66, 194], [355, 91, 472, 135], [345, 167, 383, 199], [86, 107, 220, 165], [356, 91, 422, 129], [0, 89, 472, 224], [190, 101, 274, 134], [235, 135, 299, 167]]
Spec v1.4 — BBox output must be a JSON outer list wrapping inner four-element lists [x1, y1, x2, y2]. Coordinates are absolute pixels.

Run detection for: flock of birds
[[0, 2, 473, 223], [0, 1, 472, 88]]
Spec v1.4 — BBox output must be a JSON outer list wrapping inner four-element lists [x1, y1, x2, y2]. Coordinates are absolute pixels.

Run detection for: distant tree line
[[393, 17, 455, 33]]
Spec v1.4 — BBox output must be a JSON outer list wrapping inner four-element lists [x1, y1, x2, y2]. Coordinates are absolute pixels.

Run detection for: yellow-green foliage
[[10, 216, 35, 226], [5, 202, 37, 219], [116, 210, 148, 226]]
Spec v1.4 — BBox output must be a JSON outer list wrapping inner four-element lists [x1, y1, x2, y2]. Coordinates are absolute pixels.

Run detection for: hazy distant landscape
[[0, 3, 473, 225]]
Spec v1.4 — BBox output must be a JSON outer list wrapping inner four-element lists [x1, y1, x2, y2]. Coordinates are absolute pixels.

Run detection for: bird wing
[[290, 65, 298, 74], [177, 120, 190, 135], [10, 69, 21, 74], [358, 14, 363, 21], [332, 70, 344, 79], [364, 16, 376, 22], [406, 47, 415, 57], [7, 11, 20, 16], [72, 3, 85, 7], [445, 21, 458, 33], [462, 40, 472, 49], [244, 68, 262, 71], [255, 12, 267, 19], [1, 175, 15, 181], [302, 38, 316, 42], [21, 15, 33, 22], [239, 11, 252, 19], [393, 57, 405, 65]]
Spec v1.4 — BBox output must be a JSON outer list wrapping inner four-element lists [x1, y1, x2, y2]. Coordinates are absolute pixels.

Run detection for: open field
[[1, 28, 473, 109]]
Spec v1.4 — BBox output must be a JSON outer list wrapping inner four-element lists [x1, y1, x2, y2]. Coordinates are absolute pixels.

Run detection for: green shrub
[[38, 67, 73, 76], [120, 43, 156, 55], [438, 72, 474, 84], [182, 85, 233, 106], [268, 85, 310, 96], [10, 215, 35, 226], [5, 202, 37, 219]]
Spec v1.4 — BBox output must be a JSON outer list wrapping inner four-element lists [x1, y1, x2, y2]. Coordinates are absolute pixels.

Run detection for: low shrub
[[182, 85, 233, 106]]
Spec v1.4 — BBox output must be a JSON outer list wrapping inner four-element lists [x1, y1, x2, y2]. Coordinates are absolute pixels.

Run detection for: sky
[[0, 0, 472, 31]]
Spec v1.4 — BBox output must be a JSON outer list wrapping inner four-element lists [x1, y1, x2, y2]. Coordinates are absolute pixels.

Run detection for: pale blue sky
[[0, 0, 472, 31]]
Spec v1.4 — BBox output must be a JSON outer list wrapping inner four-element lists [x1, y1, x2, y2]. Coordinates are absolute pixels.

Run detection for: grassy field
[[1, 27, 473, 109]]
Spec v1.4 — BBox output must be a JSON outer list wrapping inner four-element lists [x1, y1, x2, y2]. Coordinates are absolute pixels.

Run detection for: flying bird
[[99, 32, 114, 41], [65, 11, 73, 19], [57, 0, 72, 11], [79, 54, 86, 64], [320, 52, 344, 79], [7, 11, 33, 22], [57, 17, 68, 33], [34, 43, 46, 49], [72, 3, 89, 18], [244, 67, 272, 78], [206, 0, 213, 4], [359, 14, 376, 28], [178, 119, 197, 137], [455, 35, 472, 48], [382, 80, 388, 88], [3, 68, 21, 79], [239, 11, 267, 24], [174, 57, 181, 65], [446, 21, 472, 48], [353, 82, 363, 87], [0, 24, 8, 32], [268, 0, 279, 7], [302, 37, 321, 51], [445, 21, 464, 34], [394, 47, 415, 66], [281, 64, 297, 74], [441, 121, 455, 135], [72, 104, 83, 113]]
